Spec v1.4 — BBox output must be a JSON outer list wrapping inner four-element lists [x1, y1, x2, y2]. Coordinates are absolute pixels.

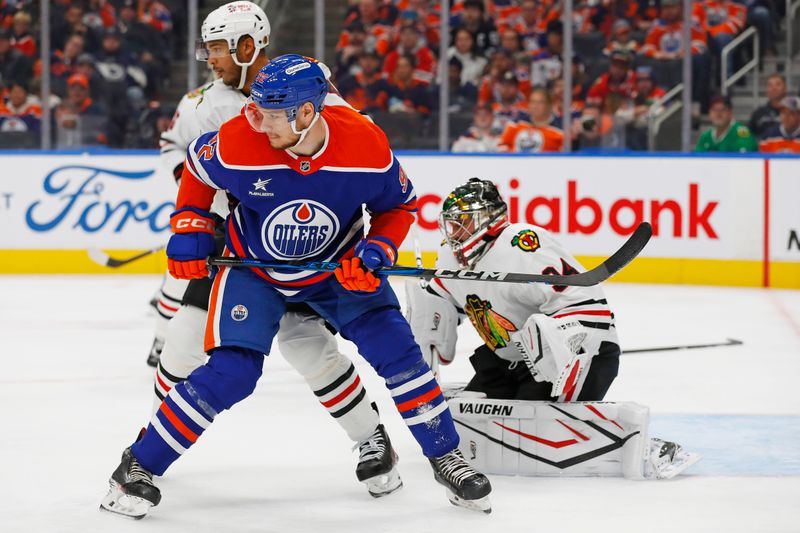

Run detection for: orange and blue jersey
[[178, 103, 417, 296]]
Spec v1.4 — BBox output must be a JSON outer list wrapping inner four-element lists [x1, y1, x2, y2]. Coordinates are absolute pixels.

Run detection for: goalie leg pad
[[277, 311, 379, 443], [448, 395, 651, 478]]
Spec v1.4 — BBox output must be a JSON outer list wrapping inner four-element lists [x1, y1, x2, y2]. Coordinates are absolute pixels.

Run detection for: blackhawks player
[[406, 178, 700, 479], [109, 2, 401, 515]]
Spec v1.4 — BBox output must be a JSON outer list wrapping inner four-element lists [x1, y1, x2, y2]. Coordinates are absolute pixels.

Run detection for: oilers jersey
[[178, 103, 417, 295]]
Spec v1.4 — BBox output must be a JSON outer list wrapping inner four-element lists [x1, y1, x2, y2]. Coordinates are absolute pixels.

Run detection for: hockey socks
[[133, 381, 215, 475], [133, 346, 263, 475], [386, 360, 459, 458]]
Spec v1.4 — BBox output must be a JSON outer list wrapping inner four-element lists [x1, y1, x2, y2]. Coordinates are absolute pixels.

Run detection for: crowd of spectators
[[0, 0, 182, 148], [0, 0, 796, 153], [332, 0, 796, 153]]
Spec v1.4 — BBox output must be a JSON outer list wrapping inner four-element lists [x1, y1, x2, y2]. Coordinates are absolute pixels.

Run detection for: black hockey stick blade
[[208, 221, 652, 287], [624, 338, 743, 354], [87, 246, 165, 268]]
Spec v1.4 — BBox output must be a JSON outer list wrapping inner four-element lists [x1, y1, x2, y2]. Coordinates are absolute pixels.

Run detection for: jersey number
[[541, 259, 579, 293], [197, 133, 219, 161]]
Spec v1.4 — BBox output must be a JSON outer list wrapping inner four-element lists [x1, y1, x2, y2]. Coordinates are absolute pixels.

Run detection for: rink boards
[[0, 151, 797, 288]]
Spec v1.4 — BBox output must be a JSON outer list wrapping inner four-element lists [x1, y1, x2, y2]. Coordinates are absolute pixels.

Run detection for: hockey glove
[[511, 313, 589, 397], [355, 237, 398, 270], [334, 257, 381, 292], [166, 207, 216, 280]]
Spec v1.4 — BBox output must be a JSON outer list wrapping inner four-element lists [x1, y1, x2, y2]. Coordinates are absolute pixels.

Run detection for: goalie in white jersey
[[408, 177, 620, 402], [407, 178, 700, 480]]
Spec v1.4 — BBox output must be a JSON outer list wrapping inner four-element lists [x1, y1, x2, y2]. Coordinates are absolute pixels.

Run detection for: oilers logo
[[263, 200, 339, 259]]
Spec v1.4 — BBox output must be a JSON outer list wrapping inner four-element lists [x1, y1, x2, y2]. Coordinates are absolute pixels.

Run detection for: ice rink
[[2, 275, 799, 533]]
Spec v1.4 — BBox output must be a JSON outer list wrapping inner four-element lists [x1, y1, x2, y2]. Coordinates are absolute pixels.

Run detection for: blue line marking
[[650, 414, 800, 476]]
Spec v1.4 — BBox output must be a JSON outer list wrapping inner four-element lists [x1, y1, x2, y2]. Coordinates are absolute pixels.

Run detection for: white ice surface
[[1, 276, 799, 533]]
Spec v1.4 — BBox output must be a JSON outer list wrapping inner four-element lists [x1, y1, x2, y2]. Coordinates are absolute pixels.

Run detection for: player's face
[[441, 212, 478, 244], [203, 40, 239, 85], [245, 103, 297, 146]]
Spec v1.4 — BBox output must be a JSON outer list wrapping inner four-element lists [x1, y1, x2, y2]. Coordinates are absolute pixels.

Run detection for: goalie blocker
[[444, 392, 700, 480]]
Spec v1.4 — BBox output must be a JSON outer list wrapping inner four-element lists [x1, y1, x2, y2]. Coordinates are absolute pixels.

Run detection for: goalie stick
[[87, 246, 165, 268], [208, 222, 652, 287], [624, 338, 743, 354]]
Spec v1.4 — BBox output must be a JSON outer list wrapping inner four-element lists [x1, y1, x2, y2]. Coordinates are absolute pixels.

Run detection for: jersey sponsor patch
[[464, 294, 517, 351], [262, 200, 340, 260], [250, 177, 274, 197], [511, 229, 540, 253]]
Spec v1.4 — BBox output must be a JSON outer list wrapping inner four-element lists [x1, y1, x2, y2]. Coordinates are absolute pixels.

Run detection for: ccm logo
[[175, 218, 214, 231], [435, 269, 508, 281]]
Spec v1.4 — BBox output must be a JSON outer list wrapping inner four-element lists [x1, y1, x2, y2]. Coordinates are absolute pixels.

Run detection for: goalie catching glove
[[511, 313, 589, 397], [166, 207, 216, 279]]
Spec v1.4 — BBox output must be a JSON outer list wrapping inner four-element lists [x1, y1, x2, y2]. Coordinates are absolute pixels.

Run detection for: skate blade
[[446, 490, 492, 514], [364, 467, 403, 498], [654, 451, 702, 480], [99, 480, 153, 520]]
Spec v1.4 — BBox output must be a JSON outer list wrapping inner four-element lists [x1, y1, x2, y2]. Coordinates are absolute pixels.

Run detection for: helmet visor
[[195, 38, 235, 61], [244, 97, 292, 133]]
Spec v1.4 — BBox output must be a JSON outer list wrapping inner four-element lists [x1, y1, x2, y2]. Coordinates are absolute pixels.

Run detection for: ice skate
[[146, 337, 164, 367], [356, 424, 403, 497], [429, 448, 492, 513], [100, 447, 161, 519], [644, 438, 702, 480]]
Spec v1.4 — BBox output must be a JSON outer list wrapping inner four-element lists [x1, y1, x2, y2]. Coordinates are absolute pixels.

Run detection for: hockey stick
[[87, 245, 165, 268], [624, 338, 743, 354], [208, 222, 652, 287]]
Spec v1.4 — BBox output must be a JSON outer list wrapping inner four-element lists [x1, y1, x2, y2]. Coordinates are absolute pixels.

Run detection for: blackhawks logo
[[511, 229, 540, 253], [464, 294, 517, 350]]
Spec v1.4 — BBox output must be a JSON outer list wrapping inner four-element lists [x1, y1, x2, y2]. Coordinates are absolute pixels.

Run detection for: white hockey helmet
[[196, 1, 271, 89]]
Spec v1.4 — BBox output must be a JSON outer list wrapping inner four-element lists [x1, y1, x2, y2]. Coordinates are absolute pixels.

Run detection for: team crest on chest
[[464, 294, 517, 350], [511, 229, 540, 253], [262, 200, 340, 259]]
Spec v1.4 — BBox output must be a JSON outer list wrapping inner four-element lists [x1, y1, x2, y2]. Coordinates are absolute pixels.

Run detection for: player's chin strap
[[232, 43, 263, 90], [289, 110, 322, 149]]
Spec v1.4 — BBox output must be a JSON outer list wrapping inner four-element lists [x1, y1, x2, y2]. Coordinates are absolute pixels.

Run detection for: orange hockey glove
[[166, 208, 216, 280], [334, 257, 381, 292]]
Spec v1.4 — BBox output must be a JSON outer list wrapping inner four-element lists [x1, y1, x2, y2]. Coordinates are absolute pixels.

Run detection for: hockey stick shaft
[[88, 245, 165, 268], [208, 222, 652, 287], [624, 338, 743, 354]]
